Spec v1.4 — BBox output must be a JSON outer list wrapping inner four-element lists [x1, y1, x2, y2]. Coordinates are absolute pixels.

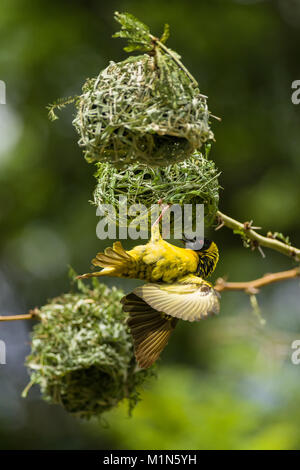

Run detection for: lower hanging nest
[[93, 149, 220, 229], [23, 277, 154, 418]]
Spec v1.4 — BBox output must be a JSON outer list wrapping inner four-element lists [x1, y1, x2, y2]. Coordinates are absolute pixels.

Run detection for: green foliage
[[113, 11, 170, 52], [233, 228, 252, 249], [24, 275, 155, 419], [160, 23, 170, 45], [93, 149, 220, 227], [47, 96, 78, 121], [113, 11, 153, 53]]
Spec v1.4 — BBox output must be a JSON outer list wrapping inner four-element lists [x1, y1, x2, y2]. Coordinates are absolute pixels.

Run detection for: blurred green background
[[0, 0, 300, 450]]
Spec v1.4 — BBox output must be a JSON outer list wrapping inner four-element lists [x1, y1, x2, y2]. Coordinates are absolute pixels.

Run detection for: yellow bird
[[78, 224, 220, 368]]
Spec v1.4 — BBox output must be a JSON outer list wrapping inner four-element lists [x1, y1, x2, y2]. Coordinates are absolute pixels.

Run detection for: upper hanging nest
[[23, 275, 154, 419], [70, 12, 214, 168]]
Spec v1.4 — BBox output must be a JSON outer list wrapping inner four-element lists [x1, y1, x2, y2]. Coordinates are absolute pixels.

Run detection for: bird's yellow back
[[128, 238, 199, 282]]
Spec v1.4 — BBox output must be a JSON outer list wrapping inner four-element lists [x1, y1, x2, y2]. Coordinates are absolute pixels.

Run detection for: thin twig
[[151, 34, 220, 120], [150, 34, 199, 87], [215, 267, 300, 293], [0, 308, 39, 322], [216, 210, 300, 261]]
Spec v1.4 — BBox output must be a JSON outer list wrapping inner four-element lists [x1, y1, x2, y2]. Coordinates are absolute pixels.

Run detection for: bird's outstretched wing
[[121, 293, 178, 369], [133, 276, 220, 322]]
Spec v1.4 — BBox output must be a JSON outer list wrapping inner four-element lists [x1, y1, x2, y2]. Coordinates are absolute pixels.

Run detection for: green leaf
[[271, 232, 291, 246], [160, 24, 170, 44], [113, 11, 153, 53], [47, 96, 77, 121], [233, 228, 251, 248]]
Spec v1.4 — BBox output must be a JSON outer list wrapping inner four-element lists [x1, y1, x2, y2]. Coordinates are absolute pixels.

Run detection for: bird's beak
[[185, 239, 204, 251]]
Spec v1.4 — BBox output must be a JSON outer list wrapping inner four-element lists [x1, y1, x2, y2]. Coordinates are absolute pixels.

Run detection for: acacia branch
[[215, 267, 300, 294], [0, 308, 39, 322], [216, 210, 300, 262]]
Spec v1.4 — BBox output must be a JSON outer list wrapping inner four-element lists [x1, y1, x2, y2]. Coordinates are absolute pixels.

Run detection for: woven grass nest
[[93, 150, 220, 228], [24, 276, 154, 419], [71, 13, 214, 168]]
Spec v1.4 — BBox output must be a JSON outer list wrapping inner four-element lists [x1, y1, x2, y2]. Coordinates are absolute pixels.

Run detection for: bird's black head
[[182, 235, 212, 252]]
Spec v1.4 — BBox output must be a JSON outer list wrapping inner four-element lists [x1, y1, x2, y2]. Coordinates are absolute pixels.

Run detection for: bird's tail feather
[[77, 241, 131, 279], [121, 293, 178, 368]]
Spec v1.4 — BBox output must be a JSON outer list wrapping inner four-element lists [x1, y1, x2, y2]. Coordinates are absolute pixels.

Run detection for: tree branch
[[214, 267, 300, 294], [0, 308, 39, 322], [216, 210, 300, 262]]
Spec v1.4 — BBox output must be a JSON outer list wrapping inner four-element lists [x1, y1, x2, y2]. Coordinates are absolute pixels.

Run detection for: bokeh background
[[1, 0, 300, 450]]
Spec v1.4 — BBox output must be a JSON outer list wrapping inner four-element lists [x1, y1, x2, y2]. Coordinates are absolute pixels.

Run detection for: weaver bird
[[78, 224, 220, 368]]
